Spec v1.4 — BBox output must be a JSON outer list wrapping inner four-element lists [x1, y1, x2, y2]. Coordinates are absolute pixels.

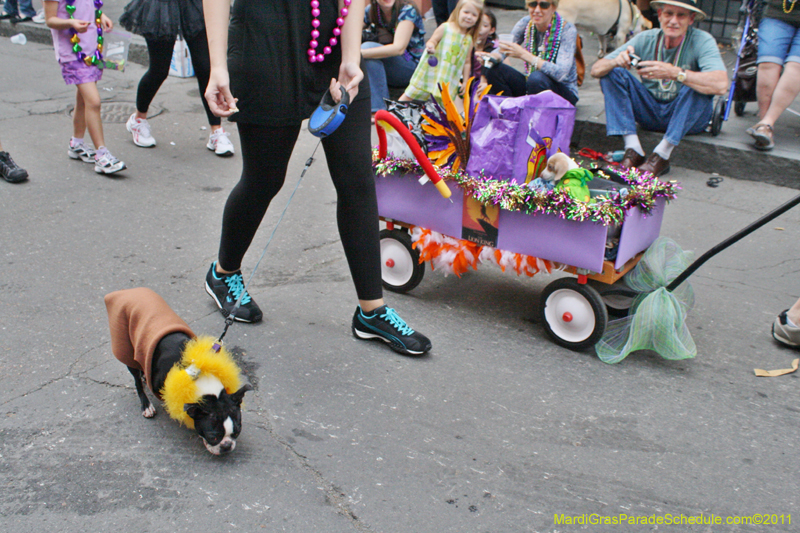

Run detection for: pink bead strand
[[308, 0, 351, 63]]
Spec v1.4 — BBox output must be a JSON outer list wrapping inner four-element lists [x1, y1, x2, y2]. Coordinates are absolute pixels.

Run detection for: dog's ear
[[184, 402, 208, 419], [229, 384, 254, 406]]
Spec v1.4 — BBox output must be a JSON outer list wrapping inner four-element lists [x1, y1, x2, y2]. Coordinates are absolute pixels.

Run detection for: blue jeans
[[361, 41, 419, 112], [600, 67, 712, 146], [757, 17, 800, 66], [3, 0, 35, 17], [485, 63, 579, 105]]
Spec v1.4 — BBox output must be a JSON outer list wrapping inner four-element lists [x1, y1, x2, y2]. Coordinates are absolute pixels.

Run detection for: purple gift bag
[[466, 91, 576, 184]]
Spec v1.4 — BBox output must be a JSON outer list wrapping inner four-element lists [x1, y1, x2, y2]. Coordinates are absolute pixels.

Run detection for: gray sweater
[[509, 15, 579, 101]]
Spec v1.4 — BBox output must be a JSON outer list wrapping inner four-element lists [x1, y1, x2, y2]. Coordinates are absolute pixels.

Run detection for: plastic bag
[[466, 91, 576, 183], [169, 35, 195, 78], [102, 29, 132, 72]]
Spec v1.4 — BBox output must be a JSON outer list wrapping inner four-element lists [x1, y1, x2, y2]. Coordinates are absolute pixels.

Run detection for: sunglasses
[[527, 1, 552, 9]]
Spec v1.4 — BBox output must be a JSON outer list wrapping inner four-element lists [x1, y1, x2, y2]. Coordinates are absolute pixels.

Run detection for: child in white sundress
[[400, 0, 483, 103]]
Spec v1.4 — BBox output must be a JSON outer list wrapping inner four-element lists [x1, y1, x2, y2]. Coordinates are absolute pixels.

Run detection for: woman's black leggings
[[217, 97, 383, 301], [138, 32, 220, 126]]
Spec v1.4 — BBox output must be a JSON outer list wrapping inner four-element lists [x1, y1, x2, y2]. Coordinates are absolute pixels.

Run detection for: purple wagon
[[372, 103, 669, 350]]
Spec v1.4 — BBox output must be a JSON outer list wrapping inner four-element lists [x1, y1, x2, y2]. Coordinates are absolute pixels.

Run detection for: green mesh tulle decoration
[[595, 237, 696, 364]]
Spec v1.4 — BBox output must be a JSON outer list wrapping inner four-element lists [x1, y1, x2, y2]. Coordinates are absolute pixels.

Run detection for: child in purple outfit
[[45, 0, 126, 175]]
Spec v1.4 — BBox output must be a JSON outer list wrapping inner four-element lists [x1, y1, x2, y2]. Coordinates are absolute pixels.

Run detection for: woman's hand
[[332, 61, 363, 102], [498, 41, 539, 68], [205, 68, 238, 117], [100, 14, 113, 32], [497, 40, 525, 59]]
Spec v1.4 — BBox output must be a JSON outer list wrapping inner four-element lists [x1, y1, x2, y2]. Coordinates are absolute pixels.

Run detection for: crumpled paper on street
[[754, 358, 799, 377]]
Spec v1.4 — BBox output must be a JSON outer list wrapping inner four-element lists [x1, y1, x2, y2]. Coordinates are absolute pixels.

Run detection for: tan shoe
[[638, 153, 670, 177], [746, 123, 774, 151], [773, 310, 800, 348]]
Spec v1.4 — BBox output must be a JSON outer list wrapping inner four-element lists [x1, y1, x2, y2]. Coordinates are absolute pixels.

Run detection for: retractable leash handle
[[308, 86, 350, 137]]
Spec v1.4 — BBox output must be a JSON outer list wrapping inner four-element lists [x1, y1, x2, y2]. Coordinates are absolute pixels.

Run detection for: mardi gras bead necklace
[[654, 27, 689, 93], [65, 0, 104, 67], [523, 13, 564, 75], [784, 0, 798, 14], [308, 0, 352, 63], [376, 3, 395, 33]]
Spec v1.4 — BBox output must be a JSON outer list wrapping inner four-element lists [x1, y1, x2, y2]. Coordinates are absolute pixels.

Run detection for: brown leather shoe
[[638, 153, 670, 177], [620, 148, 645, 169]]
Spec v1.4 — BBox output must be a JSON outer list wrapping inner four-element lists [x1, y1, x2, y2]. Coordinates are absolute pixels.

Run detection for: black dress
[[227, 0, 370, 126], [119, 0, 206, 40]]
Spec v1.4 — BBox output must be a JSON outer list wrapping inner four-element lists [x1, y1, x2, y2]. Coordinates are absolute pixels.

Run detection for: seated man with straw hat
[[590, 0, 728, 177]]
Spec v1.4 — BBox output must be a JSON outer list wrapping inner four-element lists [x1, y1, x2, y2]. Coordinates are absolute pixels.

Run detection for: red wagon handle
[[374, 110, 451, 199]]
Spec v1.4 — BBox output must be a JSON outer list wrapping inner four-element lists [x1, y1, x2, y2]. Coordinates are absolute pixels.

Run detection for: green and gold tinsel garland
[[373, 150, 680, 227]]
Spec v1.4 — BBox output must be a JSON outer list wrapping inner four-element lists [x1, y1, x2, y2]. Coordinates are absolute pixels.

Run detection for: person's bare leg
[[760, 62, 800, 126], [756, 62, 782, 119], [788, 297, 800, 327], [359, 298, 385, 313], [77, 82, 105, 149], [73, 87, 87, 139]]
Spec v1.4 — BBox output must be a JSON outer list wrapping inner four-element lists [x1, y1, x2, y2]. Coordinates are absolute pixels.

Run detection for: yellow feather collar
[[161, 336, 243, 429]]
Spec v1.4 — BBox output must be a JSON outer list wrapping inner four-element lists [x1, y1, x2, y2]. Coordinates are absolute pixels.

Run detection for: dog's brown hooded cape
[[105, 288, 195, 397]]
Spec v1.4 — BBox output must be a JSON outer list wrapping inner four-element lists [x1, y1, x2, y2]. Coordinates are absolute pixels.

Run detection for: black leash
[[216, 139, 323, 344], [606, 0, 633, 38], [666, 192, 800, 292]]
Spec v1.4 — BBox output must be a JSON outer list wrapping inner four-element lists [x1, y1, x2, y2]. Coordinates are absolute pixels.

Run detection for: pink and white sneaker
[[207, 128, 235, 157], [126, 113, 156, 148]]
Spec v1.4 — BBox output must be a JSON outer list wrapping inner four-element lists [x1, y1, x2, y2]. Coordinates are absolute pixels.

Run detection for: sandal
[[746, 123, 775, 151]]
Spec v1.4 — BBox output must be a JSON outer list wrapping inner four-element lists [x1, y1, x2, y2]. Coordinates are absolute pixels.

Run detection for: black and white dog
[[105, 288, 252, 455]]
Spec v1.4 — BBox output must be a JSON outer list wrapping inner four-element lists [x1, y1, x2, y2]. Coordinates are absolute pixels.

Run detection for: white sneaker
[[94, 150, 127, 175], [207, 128, 235, 156], [126, 113, 156, 147], [32, 9, 45, 23], [67, 140, 96, 163]]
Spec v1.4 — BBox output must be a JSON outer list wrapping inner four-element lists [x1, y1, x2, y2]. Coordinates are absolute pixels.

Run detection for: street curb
[[3, 20, 799, 190], [572, 121, 800, 190], [1, 19, 150, 66]]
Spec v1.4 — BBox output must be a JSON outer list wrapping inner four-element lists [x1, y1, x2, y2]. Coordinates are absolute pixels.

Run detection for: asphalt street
[[1, 15, 799, 533]]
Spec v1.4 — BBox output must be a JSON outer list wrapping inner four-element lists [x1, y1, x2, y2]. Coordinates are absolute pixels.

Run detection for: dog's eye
[[204, 432, 222, 445]]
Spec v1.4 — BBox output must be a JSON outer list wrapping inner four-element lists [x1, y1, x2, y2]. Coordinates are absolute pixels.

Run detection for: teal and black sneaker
[[204, 262, 263, 323], [352, 305, 431, 356]]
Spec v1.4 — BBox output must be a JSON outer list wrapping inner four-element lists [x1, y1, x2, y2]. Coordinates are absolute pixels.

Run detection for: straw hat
[[650, 0, 707, 21]]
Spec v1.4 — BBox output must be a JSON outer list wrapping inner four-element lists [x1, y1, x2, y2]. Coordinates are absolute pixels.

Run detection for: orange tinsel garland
[[410, 226, 559, 278]]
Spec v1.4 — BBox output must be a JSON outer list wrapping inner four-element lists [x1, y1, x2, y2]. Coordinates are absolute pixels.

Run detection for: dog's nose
[[219, 440, 235, 453]]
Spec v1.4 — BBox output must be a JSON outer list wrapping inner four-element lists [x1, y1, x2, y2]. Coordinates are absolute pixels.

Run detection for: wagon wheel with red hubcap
[[539, 277, 608, 351], [379, 229, 425, 293]]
